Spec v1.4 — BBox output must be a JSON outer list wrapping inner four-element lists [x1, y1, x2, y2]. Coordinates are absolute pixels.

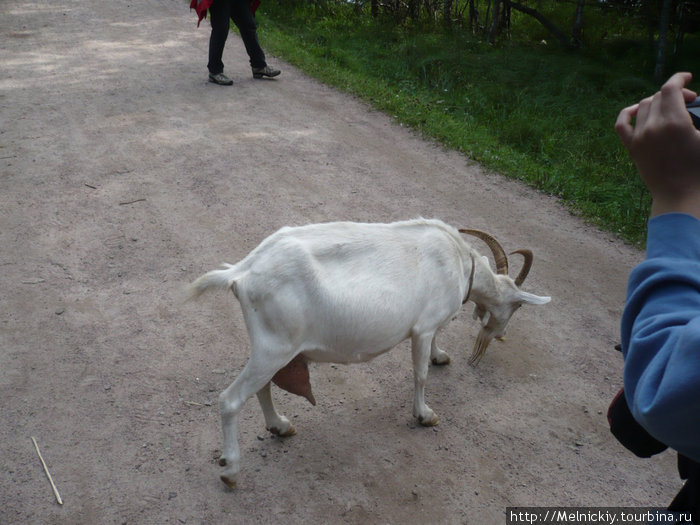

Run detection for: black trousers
[[669, 455, 700, 524], [608, 386, 699, 523], [208, 0, 266, 74]]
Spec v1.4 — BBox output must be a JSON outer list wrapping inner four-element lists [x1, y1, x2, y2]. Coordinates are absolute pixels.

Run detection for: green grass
[[253, 4, 696, 245]]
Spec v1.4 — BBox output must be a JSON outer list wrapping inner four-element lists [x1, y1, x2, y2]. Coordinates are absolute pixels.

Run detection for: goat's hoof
[[220, 473, 237, 490], [269, 424, 297, 438], [417, 413, 439, 427], [431, 355, 451, 366], [218, 457, 227, 467], [219, 464, 239, 489]]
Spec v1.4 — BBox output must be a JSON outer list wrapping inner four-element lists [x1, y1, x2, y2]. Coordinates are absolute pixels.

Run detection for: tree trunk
[[654, 0, 673, 82], [371, 0, 378, 17], [674, 1, 685, 55], [469, 0, 478, 33], [571, 0, 585, 49], [484, 0, 492, 37], [487, 0, 501, 43], [443, 0, 453, 27], [509, 1, 573, 48], [409, 0, 419, 19]]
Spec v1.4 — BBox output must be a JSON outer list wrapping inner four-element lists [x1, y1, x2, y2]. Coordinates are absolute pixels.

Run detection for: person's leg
[[207, 0, 233, 75], [229, 0, 266, 69]]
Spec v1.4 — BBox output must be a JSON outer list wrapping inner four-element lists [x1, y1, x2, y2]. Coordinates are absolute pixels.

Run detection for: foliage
[[257, 1, 697, 244]]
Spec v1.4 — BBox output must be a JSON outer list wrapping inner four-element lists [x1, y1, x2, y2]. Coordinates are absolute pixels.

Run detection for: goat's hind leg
[[218, 354, 287, 489], [257, 381, 296, 437], [430, 333, 451, 365]]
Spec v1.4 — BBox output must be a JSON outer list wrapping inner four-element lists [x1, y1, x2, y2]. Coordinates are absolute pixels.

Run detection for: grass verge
[[254, 6, 688, 245]]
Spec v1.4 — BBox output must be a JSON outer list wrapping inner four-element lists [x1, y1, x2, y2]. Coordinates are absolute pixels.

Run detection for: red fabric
[[190, 0, 213, 27], [190, 0, 260, 27]]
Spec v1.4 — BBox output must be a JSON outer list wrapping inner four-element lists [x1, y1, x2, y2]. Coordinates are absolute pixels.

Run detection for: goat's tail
[[186, 264, 240, 301]]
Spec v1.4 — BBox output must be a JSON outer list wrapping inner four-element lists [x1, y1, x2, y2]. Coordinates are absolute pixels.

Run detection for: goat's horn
[[510, 249, 533, 287], [459, 229, 508, 275]]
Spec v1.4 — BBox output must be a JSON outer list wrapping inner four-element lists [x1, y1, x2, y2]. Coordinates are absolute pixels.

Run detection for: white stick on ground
[[31, 436, 63, 505]]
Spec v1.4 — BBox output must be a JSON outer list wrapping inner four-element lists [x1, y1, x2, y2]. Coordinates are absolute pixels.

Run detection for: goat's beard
[[468, 327, 494, 367]]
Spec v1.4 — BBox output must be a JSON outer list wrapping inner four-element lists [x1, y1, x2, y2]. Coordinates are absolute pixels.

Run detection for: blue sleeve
[[621, 213, 700, 462]]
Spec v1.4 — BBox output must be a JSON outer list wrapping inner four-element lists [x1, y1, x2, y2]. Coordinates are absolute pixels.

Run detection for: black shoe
[[208, 72, 233, 85], [252, 65, 281, 79]]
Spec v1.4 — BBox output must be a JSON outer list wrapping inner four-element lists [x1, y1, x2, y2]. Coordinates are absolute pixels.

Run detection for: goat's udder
[[271, 354, 317, 406]]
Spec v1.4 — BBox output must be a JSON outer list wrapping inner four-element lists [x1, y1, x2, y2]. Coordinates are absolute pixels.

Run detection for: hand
[[615, 72, 700, 218]]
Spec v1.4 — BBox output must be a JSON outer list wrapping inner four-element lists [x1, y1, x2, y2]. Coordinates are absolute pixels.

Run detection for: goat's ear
[[517, 291, 551, 305]]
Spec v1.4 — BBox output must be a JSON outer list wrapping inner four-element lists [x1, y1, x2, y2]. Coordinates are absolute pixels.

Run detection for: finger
[[659, 75, 695, 121], [614, 103, 639, 146], [682, 88, 698, 103], [659, 72, 692, 107], [662, 71, 692, 91]]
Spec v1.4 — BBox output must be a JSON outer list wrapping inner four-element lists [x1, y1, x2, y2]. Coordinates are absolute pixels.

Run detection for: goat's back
[[224, 220, 472, 353]]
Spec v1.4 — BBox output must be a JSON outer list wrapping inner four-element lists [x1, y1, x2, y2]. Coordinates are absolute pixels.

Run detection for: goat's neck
[[468, 257, 502, 311]]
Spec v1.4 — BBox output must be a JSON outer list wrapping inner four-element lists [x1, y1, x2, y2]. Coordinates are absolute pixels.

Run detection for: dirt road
[[0, 0, 681, 523]]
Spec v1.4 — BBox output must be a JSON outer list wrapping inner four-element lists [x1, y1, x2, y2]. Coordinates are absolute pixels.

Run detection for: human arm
[[616, 73, 700, 461], [620, 213, 700, 462]]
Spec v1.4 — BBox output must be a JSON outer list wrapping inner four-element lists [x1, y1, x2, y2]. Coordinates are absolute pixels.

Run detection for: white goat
[[187, 219, 550, 488]]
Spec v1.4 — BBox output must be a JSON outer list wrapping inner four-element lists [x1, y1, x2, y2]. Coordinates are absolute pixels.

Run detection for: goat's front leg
[[411, 332, 439, 426], [256, 381, 296, 437]]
